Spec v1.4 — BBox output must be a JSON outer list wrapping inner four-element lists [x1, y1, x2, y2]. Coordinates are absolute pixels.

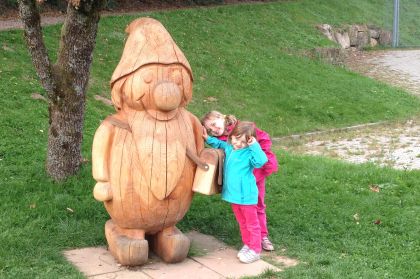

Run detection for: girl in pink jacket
[[202, 111, 279, 251]]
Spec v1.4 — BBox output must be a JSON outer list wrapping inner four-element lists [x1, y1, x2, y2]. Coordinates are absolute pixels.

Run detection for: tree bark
[[18, 0, 56, 97], [18, 0, 105, 181]]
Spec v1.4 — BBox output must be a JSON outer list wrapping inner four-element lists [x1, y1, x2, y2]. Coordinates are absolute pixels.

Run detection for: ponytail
[[224, 114, 237, 127]]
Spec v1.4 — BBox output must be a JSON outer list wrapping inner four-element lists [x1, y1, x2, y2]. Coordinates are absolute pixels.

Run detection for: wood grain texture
[[92, 17, 204, 265]]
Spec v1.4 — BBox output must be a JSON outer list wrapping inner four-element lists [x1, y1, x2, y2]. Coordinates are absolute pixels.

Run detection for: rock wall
[[317, 24, 392, 49]]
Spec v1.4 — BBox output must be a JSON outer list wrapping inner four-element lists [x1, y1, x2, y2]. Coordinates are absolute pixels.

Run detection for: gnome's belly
[[105, 111, 197, 233]]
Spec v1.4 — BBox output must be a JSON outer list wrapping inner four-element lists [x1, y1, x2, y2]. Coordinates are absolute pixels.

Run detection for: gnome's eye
[[143, 70, 153, 84], [171, 70, 182, 85]]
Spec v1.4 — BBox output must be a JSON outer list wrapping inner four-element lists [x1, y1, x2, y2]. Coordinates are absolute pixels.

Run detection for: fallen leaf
[[2, 45, 14, 52], [353, 213, 360, 221], [204, 96, 218, 103], [31, 93, 47, 102], [94, 95, 113, 106]]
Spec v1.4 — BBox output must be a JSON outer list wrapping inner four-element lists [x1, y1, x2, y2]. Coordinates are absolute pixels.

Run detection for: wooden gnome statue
[[92, 17, 204, 266]]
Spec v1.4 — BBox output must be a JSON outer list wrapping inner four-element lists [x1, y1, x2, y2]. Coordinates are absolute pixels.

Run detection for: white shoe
[[262, 237, 274, 251], [239, 249, 260, 264], [237, 245, 249, 258]]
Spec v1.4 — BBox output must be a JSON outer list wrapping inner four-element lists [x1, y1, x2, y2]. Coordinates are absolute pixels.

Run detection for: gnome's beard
[[145, 108, 179, 121], [127, 110, 187, 200]]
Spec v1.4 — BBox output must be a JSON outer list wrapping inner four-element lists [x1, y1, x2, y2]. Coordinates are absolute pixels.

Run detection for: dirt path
[[0, 16, 65, 31], [278, 49, 420, 170]]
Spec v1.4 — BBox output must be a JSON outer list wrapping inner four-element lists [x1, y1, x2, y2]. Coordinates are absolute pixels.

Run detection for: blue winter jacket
[[206, 136, 268, 205]]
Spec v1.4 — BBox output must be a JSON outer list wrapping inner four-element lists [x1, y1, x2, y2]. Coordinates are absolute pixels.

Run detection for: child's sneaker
[[239, 249, 260, 264], [262, 237, 274, 251], [237, 245, 249, 258]]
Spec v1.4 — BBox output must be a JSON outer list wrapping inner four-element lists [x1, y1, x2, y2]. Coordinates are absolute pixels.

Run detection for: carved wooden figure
[[92, 17, 204, 266]]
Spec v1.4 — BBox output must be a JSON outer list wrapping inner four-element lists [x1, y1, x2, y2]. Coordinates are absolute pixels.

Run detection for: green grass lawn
[[184, 152, 419, 278], [0, 0, 419, 278]]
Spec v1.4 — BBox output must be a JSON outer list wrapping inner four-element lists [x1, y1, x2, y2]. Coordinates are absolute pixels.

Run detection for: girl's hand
[[202, 126, 208, 140], [247, 136, 256, 145]]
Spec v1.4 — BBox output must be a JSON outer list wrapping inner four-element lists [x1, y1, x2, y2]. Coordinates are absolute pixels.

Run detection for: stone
[[313, 47, 347, 66], [316, 24, 334, 41], [369, 28, 380, 39], [370, 38, 378, 48], [348, 24, 369, 48], [379, 30, 392, 46], [348, 25, 359, 46], [333, 31, 350, 49]]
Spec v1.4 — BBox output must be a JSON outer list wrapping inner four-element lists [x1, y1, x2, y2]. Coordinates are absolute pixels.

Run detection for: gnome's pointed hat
[[110, 17, 193, 88]]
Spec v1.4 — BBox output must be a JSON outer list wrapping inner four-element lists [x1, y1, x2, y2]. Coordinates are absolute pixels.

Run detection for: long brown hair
[[228, 121, 256, 144], [201, 110, 237, 127]]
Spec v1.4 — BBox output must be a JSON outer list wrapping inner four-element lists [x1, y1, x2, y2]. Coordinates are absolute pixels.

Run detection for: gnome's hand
[[93, 181, 113, 201]]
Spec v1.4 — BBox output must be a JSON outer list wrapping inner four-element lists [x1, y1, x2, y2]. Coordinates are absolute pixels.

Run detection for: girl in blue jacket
[[203, 121, 268, 263]]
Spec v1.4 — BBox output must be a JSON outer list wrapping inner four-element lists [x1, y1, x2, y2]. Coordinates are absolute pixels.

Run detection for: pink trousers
[[256, 178, 268, 239], [231, 204, 262, 253]]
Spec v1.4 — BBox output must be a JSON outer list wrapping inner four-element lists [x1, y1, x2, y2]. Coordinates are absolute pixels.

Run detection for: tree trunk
[[19, 0, 106, 181], [46, 1, 104, 180]]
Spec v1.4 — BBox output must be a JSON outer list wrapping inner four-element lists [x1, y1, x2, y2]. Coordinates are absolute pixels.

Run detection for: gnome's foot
[[105, 220, 148, 266], [152, 226, 190, 263]]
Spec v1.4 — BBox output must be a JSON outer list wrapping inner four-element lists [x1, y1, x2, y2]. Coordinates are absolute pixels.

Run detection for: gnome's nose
[[153, 82, 182, 111]]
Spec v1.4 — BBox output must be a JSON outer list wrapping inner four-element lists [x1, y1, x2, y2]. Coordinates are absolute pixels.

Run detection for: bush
[[1, 0, 18, 9]]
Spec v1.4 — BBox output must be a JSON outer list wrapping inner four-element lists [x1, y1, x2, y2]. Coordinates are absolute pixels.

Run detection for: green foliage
[[1, 0, 420, 278], [2, 0, 15, 8]]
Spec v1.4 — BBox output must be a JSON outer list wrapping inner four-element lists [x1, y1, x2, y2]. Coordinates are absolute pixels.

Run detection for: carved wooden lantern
[[92, 17, 204, 266]]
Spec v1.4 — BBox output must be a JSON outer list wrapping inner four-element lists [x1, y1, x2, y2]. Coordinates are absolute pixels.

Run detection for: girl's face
[[231, 134, 247, 150], [204, 117, 225, 137]]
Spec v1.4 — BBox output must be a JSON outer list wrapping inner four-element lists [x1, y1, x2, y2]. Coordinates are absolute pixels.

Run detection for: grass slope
[[89, 1, 420, 135]]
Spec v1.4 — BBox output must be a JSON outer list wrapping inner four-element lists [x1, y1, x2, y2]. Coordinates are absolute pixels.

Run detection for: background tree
[[18, 0, 106, 181]]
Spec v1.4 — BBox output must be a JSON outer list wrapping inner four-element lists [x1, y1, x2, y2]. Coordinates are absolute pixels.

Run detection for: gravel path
[[345, 49, 420, 96], [280, 118, 420, 170]]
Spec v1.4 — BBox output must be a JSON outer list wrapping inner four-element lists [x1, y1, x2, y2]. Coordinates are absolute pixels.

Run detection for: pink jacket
[[217, 122, 279, 182]]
